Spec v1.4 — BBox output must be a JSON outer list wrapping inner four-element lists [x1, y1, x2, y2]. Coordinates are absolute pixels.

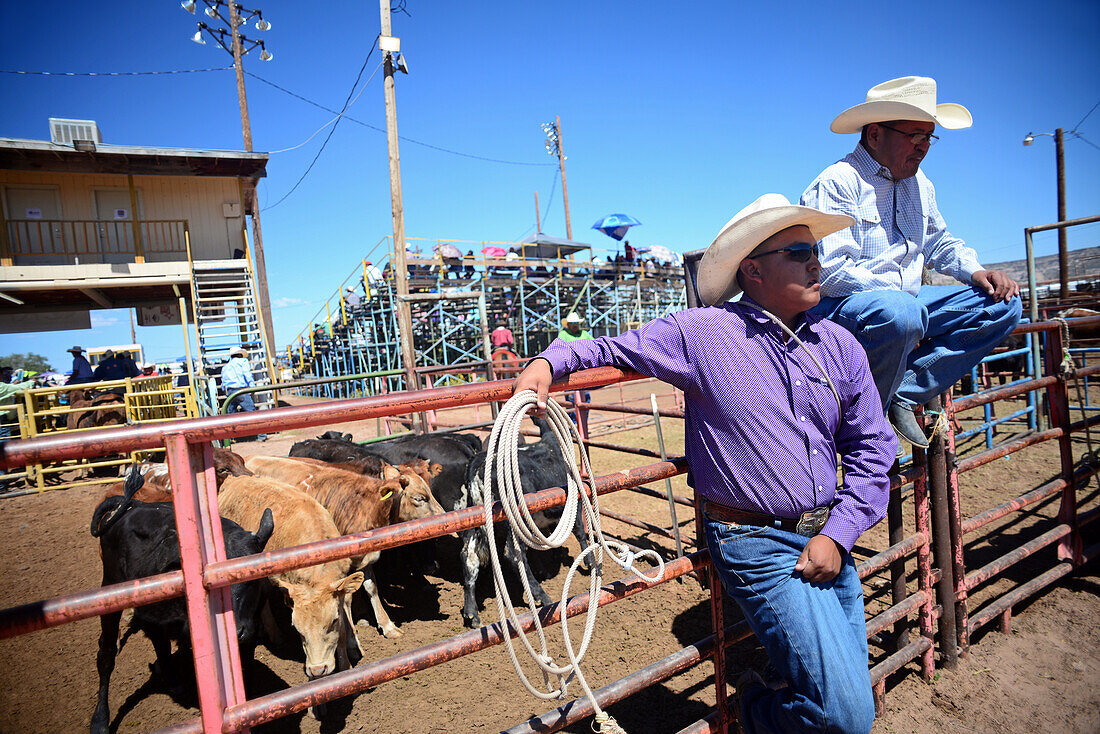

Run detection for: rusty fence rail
[[1, 318, 1099, 732]]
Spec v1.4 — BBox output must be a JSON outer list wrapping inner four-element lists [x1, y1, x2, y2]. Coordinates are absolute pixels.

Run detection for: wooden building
[[0, 119, 274, 399]]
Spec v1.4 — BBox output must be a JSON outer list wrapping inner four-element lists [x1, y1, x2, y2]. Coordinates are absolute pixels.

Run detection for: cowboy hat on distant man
[[800, 76, 1021, 448]]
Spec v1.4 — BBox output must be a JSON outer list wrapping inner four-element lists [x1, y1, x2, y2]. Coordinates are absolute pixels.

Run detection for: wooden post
[[1055, 128, 1068, 300], [227, 2, 253, 154], [555, 116, 572, 240], [379, 0, 421, 429], [0, 202, 12, 266], [127, 175, 144, 264], [534, 191, 542, 234]]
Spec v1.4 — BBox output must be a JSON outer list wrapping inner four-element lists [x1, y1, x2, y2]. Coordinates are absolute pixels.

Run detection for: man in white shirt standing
[[801, 76, 1021, 447], [221, 347, 266, 440]]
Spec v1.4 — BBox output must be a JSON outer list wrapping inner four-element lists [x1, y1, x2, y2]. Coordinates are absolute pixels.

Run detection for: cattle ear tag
[[380, 489, 393, 500]]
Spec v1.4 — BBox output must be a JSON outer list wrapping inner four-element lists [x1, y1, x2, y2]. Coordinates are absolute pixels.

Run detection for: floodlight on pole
[[181, 0, 196, 13], [181, 0, 277, 360]]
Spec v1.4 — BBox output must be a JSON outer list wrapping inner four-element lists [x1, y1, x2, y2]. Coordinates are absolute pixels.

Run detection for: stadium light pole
[[184, 0, 276, 366], [542, 118, 572, 240], [1023, 128, 1069, 299]]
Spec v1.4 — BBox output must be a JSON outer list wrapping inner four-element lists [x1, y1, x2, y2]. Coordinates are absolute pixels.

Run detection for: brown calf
[[218, 475, 364, 681], [100, 447, 252, 504], [245, 455, 444, 638]]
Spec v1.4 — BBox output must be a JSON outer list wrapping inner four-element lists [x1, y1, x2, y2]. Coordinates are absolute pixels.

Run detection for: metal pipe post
[[165, 435, 243, 733], [925, 395, 959, 668], [1043, 325, 1082, 565], [651, 393, 684, 558], [886, 459, 909, 653], [942, 394, 970, 655]]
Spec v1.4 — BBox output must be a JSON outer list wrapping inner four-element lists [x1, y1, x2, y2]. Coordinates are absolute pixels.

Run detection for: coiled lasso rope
[[480, 390, 665, 734]]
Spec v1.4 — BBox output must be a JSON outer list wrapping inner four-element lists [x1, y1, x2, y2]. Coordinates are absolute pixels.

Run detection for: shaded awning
[[0, 138, 268, 179], [519, 234, 592, 259]]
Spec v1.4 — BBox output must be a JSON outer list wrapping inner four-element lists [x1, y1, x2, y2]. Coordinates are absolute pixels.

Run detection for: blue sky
[[2, 1, 1099, 369]]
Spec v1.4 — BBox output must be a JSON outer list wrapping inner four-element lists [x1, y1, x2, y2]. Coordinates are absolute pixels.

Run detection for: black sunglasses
[[748, 242, 820, 263], [877, 123, 939, 146]]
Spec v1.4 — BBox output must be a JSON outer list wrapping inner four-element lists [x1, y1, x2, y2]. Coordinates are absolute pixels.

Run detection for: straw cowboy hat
[[696, 194, 854, 306], [831, 76, 972, 134], [231, 347, 248, 358], [66, 346, 85, 354]]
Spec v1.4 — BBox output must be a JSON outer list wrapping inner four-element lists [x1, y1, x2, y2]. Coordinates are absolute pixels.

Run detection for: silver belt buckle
[[795, 506, 830, 537]]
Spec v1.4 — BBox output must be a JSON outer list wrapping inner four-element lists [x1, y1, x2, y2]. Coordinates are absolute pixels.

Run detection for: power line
[[543, 167, 559, 227], [263, 37, 379, 211], [1071, 131, 1100, 153], [266, 62, 384, 154], [246, 71, 554, 167], [1073, 99, 1100, 131], [0, 67, 233, 76], [513, 167, 561, 241]]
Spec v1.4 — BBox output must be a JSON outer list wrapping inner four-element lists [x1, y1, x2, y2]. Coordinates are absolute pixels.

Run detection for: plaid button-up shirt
[[800, 143, 983, 298]]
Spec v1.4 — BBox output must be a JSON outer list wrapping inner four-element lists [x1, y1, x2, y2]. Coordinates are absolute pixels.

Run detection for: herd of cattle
[[88, 420, 584, 732]]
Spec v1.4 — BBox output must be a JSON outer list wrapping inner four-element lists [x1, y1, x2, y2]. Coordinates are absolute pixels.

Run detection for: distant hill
[[927, 246, 1100, 287]]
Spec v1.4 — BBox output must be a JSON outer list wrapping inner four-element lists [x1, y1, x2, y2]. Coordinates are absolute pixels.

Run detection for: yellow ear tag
[[381, 490, 393, 500]]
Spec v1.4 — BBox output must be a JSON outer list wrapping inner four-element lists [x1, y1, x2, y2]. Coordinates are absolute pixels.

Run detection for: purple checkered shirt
[[538, 299, 897, 552]]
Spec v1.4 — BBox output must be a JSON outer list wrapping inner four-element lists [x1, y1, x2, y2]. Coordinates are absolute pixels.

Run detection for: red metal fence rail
[[1, 318, 1098, 733]]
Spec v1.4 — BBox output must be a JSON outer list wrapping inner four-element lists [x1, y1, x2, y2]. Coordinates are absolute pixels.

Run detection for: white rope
[[481, 390, 664, 733]]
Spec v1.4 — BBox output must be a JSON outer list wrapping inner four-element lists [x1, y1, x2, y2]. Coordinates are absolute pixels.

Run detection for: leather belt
[[703, 500, 831, 537]]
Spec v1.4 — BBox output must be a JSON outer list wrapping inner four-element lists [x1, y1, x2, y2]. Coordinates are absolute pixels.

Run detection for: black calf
[[460, 416, 590, 628], [89, 468, 274, 734]]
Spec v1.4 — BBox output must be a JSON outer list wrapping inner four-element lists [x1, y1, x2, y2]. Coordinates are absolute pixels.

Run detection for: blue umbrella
[[591, 213, 641, 241]]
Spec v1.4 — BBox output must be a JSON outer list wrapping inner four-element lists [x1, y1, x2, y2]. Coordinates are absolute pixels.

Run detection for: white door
[[94, 189, 142, 264], [4, 187, 63, 264]]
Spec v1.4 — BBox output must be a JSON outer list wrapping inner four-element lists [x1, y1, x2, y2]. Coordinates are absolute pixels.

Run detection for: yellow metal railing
[[11, 375, 198, 494], [0, 401, 29, 489], [5, 219, 188, 264]]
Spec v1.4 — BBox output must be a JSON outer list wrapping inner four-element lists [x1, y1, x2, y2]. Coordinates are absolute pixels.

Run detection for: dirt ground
[[0, 381, 1097, 734]]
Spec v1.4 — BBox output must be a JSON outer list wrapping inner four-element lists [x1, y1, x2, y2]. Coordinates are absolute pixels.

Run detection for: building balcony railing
[[1, 219, 188, 266]]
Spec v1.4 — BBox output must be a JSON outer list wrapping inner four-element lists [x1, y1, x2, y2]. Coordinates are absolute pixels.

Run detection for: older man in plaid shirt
[[801, 76, 1021, 448]]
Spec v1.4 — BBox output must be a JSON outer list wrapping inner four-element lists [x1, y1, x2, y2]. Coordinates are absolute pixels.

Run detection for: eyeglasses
[[747, 242, 820, 263], [877, 123, 939, 146]]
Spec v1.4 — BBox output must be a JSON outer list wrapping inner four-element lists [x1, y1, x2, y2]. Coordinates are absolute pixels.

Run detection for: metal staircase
[[190, 259, 273, 409]]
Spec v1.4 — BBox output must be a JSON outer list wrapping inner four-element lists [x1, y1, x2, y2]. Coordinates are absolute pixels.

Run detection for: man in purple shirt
[[516, 194, 896, 733]]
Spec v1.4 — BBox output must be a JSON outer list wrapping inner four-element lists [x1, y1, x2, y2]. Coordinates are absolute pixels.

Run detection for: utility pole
[[225, 1, 275, 356], [186, 0, 276, 366], [542, 117, 573, 240], [535, 191, 542, 234], [379, 0, 421, 422], [1055, 128, 1068, 300], [556, 117, 572, 240]]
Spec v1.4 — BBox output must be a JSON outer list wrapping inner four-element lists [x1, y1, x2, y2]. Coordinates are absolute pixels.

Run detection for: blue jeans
[[812, 286, 1021, 410], [228, 393, 266, 440], [228, 393, 257, 413], [703, 515, 874, 734]]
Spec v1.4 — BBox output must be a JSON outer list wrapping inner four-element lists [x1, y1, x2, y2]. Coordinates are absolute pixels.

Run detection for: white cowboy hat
[[696, 194, 854, 306], [831, 76, 972, 134], [563, 312, 583, 324], [231, 347, 248, 358]]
